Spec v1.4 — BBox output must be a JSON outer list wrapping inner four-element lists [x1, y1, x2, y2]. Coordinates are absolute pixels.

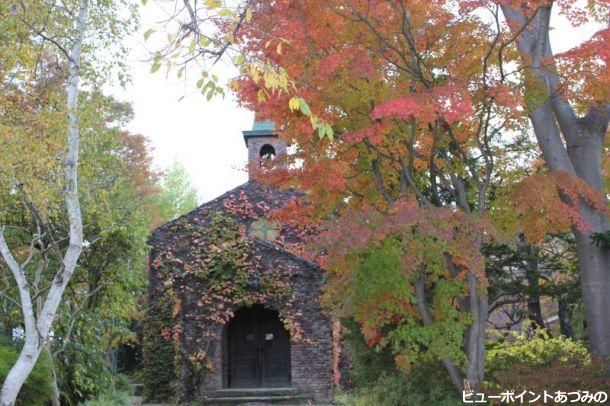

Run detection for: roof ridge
[[250, 236, 321, 270]]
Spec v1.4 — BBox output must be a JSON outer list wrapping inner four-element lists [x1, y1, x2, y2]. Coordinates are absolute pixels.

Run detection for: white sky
[[109, 4, 253, 203], [108, 3, 600, 203]]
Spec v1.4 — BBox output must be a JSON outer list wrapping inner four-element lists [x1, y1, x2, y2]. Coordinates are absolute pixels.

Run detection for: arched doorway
[[227, 305, 291, 388]]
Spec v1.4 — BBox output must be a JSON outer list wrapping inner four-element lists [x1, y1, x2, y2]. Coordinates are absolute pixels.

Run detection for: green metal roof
[[242, 120, 277, 146]]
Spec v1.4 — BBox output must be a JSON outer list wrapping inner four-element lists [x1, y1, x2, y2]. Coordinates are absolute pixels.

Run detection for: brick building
[[143, 120, 333, 404]]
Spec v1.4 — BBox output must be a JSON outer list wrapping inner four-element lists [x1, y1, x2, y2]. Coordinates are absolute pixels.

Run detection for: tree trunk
[[0, 0, 88, 403], [44, 345, 61, 406], [0, 339, 41, 405], [525, 248, 545, 329], [414, 274, 465, 392], [500, 4, 610, 373], [568, 131, 610, 365], [464, 272, 486, 390], [558, 296, 573, 338]]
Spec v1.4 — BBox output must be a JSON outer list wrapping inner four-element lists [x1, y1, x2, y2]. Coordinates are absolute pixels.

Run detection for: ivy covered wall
[[142, 183, 333, 403]]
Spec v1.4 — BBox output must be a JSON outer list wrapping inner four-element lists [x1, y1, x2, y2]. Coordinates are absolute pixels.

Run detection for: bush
[[340, 318, 396, 388], [335, 371, 461, 406], [80, 374, 134, 406], [56, 345, 116, 405], [487, 328, 589, 370], [486, 329, 609, 392], [0, 344, 54, 406], [80, 390, 132, 406], [338, 319, 460, 405]]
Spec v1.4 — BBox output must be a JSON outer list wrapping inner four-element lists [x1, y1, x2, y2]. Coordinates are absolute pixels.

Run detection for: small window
[[259, 144, 276, 167], [265, 333, 274, 341], [249, 218, 280, 241]]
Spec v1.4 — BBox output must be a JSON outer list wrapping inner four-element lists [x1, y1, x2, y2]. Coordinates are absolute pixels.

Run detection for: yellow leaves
[[288, 97, 300, 111], [172, 298, 182, 317], [245, 8, 253, 22], [150, 52, 162, 73], [143, 28, 155, 41], [287, 97, 334, 140], [204, 0, 222, 9], [233, 54, 245, 66], [249, 64, 260, 84], [257, 89, 266, 102]]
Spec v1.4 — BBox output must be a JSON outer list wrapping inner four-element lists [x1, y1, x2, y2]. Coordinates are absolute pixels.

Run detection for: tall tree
[[152, 162, 199, 224], [498, 1, 610, 371], [228, 0, 528, 391], [0, 0, 136, 402]]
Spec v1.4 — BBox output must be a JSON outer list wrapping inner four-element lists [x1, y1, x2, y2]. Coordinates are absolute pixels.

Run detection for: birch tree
[[0, 2, 89, 402], [0, 0, 136, 402]]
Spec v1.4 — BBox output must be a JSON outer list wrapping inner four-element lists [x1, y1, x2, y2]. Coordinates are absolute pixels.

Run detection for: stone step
[[205, 387, 315, 405]]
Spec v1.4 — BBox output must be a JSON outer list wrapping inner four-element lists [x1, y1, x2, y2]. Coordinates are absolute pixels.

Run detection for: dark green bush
[[336, 371, 461, 406], [0, 344, 54, 406], [338, 319, 461, 405]]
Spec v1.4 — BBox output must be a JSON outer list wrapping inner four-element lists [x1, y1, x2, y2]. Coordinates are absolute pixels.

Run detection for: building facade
[[143, 121, 333, 404]]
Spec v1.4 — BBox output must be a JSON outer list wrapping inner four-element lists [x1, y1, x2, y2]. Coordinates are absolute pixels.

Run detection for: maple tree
[[141, 0, 608, 398], [223, 0, 539, 392], [150, 0, 610, 392]]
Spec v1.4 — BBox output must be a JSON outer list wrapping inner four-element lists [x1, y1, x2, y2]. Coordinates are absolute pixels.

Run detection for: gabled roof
[[149, 181, 305, 247]]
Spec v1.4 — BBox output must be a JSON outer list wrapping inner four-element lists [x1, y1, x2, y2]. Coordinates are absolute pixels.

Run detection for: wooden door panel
[[228, 306, 290, 388]]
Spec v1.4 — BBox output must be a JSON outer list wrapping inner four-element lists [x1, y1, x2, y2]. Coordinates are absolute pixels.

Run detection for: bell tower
[[242, 119, 287, 179]]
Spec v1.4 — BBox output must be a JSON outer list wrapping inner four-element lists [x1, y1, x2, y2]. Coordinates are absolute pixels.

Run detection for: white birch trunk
[[0, 0, 89, 403]]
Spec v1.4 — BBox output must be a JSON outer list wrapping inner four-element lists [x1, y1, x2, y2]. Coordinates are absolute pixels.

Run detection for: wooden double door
[[228, 306, 291, 388]]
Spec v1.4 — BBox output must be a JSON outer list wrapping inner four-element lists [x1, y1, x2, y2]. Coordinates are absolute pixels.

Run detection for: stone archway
[[226, 305, 291, 388]]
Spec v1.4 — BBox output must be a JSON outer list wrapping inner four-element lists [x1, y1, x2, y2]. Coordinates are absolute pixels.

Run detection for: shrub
[[80, 374, 134, 406], [486, 329, 609, 393], [487, 328, 589, 370], [338, 320, 460, 405], [56, 345, 115, 404], [340, 318, 396, 387], [80, 390, 132, 406], [335, 371, 461, 406], [0, 344, 54, 406]]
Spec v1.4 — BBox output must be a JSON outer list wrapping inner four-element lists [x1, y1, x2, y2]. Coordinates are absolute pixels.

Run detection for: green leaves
[[288, 97, 334, 140], [317, 122, 334, 141], [298, 98, 311, 116]]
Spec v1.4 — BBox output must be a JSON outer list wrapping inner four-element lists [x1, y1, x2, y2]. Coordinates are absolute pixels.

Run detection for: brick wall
[[197, 242, 333, 401], [246, 136, 288, 179]]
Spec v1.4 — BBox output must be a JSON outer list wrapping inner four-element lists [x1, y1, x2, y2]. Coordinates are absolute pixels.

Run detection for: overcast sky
[[108, 3, 600, 203]]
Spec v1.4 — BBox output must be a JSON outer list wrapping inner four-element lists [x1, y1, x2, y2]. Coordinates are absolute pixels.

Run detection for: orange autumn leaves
[[495, 170, 610, 244]]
